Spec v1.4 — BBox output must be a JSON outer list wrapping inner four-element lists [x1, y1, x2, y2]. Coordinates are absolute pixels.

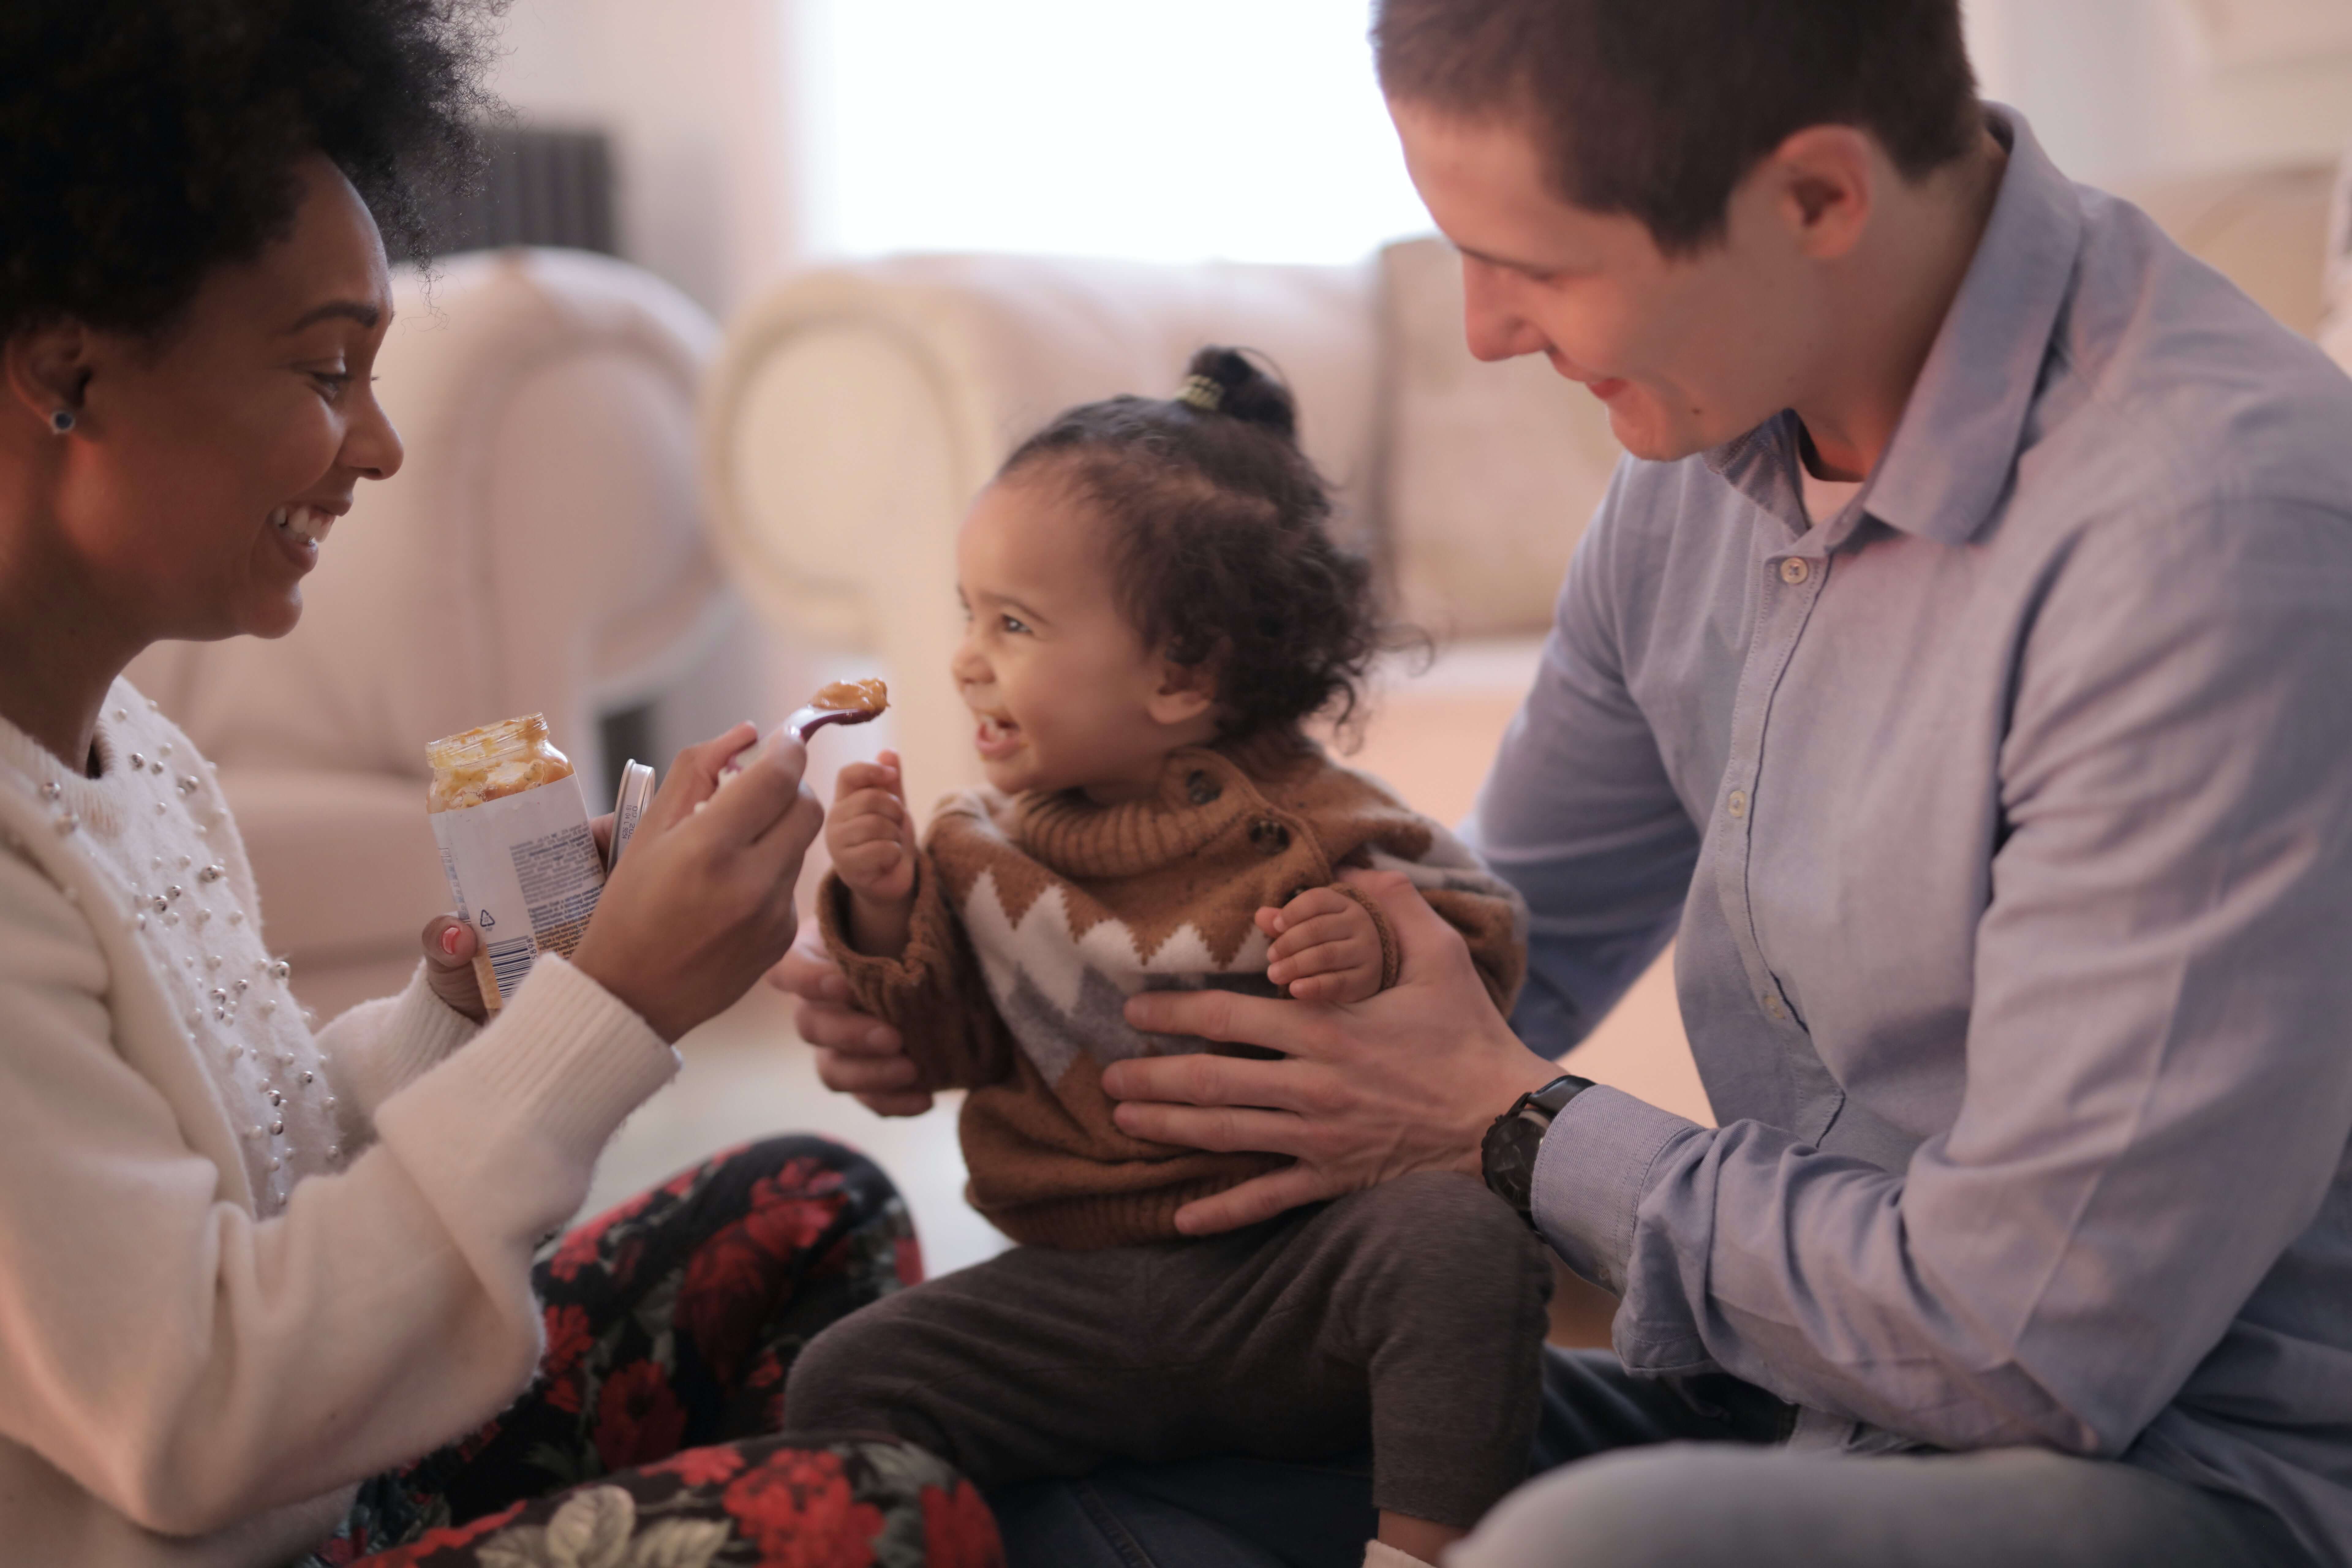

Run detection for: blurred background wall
[[480, 0, 2352, 318]]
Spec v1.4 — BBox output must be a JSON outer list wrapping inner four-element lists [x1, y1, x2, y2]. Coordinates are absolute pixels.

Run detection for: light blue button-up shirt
[[1479, 109, 2352, 1564]]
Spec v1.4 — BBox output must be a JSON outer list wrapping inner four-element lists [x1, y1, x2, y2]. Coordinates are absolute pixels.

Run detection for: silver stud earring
[[49, 409, 73, 435]]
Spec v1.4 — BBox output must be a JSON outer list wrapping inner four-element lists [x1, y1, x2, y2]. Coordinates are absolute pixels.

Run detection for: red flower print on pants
[[922, 1481, 1006, 1568], [665, 1142, 752, 1197], [678, 1177, 844, 1381], [356, 1500, 524, 1566], [642, 1445, 749, 1488], [545, 1189, 652, 1283], [722, 1448, 885, 1567], [594, 1360, 688, 1472], [540, 1302, 596, 1417]]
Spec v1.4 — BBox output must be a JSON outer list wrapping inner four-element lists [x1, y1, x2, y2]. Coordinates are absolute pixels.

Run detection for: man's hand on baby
[[1260, 887, 1385, 1004], [828, 752, 917, 905], [770, 935, 936, 1118]]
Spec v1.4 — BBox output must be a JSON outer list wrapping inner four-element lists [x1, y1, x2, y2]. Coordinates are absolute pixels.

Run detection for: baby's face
[[951, 470, 1216, 802]]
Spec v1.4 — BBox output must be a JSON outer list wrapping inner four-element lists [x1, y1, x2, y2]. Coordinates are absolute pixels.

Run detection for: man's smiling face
[[1389, 96, 1816, 464]]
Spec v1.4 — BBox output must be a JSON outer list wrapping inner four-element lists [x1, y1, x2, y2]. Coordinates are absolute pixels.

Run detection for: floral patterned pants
[[298, 1135, 1002, 1568]]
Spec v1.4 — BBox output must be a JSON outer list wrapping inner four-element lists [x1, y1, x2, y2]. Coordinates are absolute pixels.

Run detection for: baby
[[783, 349, 1552, 1567]]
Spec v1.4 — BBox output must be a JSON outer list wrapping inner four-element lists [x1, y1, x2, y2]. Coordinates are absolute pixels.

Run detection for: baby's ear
[[1147, 654, 1220, 725]]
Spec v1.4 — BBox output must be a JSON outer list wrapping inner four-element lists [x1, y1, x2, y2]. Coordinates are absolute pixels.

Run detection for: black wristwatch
[[1481, 1073, 1593, 1229]]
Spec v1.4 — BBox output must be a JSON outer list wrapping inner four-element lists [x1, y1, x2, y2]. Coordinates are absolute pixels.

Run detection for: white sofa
[[699, 159, 2351, 1139], [128, 248, 730, 1019]]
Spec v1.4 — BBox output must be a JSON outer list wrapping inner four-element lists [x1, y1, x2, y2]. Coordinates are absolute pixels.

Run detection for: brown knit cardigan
[[819, 730, 1528, 1249]]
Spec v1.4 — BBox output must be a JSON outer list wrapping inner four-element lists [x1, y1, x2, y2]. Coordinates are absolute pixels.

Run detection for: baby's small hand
[[828, 750, 916, 907], [1259, 886, 1387, 1004]]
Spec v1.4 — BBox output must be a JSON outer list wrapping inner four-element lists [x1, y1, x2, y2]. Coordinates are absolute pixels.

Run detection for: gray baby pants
[[783, 1170, 1553, 1529]]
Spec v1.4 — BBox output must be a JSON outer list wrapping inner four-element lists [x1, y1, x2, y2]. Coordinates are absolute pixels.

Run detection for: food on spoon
[[809, 677, 889, 717], [716, 678, 892, 785]]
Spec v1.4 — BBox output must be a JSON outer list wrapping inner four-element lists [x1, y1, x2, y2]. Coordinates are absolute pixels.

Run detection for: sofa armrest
[[702, 252, 1381, 798], [2119, 163, 2337, 339]]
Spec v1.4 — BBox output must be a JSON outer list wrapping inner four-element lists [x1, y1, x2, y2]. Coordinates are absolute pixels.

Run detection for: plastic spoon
[[719, 678, 890, 780], [606, 679, 891, 869]]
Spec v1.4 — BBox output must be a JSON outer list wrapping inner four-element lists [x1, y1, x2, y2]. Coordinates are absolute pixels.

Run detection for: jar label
[[430, 774, 606, 1011]]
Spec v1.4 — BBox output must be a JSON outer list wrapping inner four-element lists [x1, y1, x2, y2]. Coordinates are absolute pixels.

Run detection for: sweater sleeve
[[313, 962, 480, 1148], [817, 855, 1015, 1092], [1359, 818, 1530, 1016], [0, 848, 676, 1538]]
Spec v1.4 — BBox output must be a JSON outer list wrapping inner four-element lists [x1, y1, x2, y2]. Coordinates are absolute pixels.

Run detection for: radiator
[[393, 126, 618, 261]]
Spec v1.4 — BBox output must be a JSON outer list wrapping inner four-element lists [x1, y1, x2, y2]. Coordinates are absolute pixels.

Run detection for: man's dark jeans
[[986, 1347, 1785, 1568]]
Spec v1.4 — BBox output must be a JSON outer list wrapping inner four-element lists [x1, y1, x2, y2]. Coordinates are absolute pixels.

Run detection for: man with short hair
[[787, 2, 2352, 1563]]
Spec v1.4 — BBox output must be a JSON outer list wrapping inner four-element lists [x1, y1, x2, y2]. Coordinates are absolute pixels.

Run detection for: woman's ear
[[1146, 655, 1220, 727], [4, 323, 96, 434]]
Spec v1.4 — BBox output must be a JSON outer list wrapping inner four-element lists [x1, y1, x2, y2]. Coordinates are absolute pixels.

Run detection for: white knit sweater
[[0, 679, 679, 1567]]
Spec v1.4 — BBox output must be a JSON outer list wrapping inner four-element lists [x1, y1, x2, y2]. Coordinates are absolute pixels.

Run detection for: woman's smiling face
[[23, 154, 404, 644], [949, 466, 1218, 804]]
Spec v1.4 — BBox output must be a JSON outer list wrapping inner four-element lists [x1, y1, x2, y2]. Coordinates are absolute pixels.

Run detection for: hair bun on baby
[[1174, 346, 1299, 441]]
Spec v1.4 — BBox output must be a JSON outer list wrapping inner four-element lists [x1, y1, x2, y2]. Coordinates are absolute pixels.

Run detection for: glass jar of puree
[[426, 714, 606, 1012]]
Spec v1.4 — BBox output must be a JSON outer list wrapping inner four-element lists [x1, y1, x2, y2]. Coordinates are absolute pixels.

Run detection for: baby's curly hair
[[1000, 347, 1399, 744], [0, 0, 503, 342]]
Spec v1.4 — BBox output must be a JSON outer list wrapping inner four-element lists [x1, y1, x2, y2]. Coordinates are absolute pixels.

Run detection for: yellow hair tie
[[1174, 374, 1224, 413]]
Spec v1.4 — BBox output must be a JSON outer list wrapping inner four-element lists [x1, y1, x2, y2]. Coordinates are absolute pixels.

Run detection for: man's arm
[[1538, 500, 2352, 1452]]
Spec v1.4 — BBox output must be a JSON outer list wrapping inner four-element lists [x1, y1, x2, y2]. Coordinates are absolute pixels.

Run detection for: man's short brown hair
[[1373, 0, 1982, 254]]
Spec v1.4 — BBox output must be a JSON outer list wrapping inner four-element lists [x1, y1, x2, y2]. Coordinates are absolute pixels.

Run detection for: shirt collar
[[1706, 105, 2086, 547]]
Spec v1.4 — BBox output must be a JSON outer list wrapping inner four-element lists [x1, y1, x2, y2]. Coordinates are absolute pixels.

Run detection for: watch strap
[[1481, 1073, 1595, 1227]]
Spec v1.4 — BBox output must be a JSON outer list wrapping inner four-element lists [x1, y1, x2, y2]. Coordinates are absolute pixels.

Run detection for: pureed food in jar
[[426, 714, 606, 1012]]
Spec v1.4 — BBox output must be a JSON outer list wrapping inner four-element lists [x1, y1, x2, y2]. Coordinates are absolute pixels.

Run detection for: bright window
[[794, 0, 1435, 264]]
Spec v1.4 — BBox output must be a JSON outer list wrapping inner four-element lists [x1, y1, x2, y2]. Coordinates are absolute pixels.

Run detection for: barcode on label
[[485, 936, 538, 1001]]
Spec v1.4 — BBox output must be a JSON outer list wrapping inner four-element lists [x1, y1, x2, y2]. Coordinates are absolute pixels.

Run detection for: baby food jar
[[426, 714, 606, 1012]]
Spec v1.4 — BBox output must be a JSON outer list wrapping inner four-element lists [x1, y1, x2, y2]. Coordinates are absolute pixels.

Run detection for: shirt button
[[1727, 789, 1749, 820], [1763, 993, 1786, 1020], [1779, 558, 1812, 586]]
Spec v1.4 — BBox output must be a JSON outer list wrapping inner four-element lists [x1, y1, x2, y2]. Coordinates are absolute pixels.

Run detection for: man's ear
[[1147, 655, 1220, 727], [4, 322, 96, 435], [1762, 124, 1876, 262]]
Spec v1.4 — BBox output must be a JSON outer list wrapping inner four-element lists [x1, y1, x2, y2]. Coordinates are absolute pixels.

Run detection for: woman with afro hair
[[0, 3, 1001, 1564]]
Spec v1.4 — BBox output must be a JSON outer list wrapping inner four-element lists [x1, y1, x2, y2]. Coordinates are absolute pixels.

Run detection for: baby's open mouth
[[270, 505, 336, 547], [974, 713, 1023, 760]]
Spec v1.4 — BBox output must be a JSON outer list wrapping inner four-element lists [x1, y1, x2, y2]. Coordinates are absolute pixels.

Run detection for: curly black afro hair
[[1001, 347, 1408, 745], [0, 0, 504, 341]]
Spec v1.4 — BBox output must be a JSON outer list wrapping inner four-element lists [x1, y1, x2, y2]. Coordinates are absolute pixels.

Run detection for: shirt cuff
[[1531, 1084, 1706, 1294]]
